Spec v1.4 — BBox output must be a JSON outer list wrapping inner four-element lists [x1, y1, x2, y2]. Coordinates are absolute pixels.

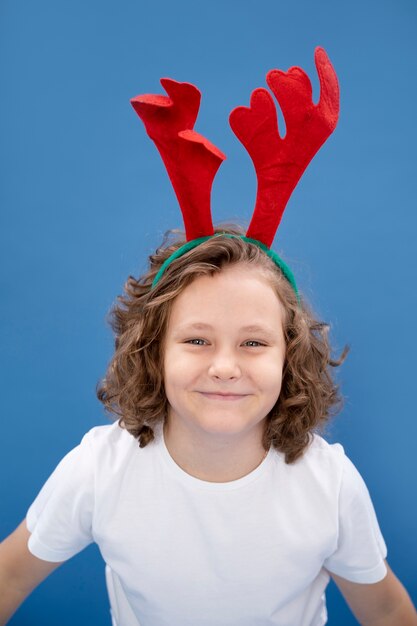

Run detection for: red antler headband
[[130, 47, 340, 300]]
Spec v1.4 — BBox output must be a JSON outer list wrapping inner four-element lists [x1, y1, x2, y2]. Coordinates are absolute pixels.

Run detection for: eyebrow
[[176, 322, 278, 338]]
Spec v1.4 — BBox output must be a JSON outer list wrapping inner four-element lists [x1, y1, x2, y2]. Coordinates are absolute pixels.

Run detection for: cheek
[[258, 351, 285, 380], [261, 359, 285, 405], [163, 349, 199, 389], [258, 360, 285, 403]]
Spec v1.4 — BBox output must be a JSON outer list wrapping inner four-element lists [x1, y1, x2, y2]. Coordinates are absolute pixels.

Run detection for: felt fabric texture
[[131, 79, 225, 241], [229, 47, 339, 248], [130, 47, 339, 292]]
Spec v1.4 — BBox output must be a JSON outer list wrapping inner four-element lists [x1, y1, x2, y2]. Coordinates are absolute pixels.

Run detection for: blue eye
[[185, 339, 266, 347]]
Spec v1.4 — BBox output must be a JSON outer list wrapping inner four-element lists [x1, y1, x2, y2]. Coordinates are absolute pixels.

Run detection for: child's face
[[163, 264, 286, 444]]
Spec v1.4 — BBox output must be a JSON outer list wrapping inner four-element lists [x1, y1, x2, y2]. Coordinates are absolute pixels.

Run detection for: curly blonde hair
[[96, 223, 348, 464]]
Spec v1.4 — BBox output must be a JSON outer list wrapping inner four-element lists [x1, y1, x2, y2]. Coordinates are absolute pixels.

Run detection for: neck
[[163, 418, 269, 483]]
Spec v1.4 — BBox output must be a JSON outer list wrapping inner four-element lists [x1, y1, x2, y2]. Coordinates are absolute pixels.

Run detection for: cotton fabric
[[26, 421, 387, 626]]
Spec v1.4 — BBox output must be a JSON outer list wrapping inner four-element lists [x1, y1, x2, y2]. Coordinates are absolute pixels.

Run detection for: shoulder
[[84, 420, 133, 445], [308, 432, 345, 456], [81, 420, 140, 461], [306, 434, 375, 501], [296, 432, 346, 473], [81, 420, 163, 479], [273, 433, 348, 497]]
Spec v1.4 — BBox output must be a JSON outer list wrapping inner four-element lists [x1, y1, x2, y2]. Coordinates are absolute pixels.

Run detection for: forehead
[[167, 265, 285, 331]]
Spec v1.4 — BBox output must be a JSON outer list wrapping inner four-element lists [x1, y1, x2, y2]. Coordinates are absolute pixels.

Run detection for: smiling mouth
[[198, 392, 248, 401]]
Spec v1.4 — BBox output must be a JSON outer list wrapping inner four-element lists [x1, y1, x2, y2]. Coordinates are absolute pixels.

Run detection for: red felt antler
[[229, 47, 339, 248], [131, 79, 226, 241]]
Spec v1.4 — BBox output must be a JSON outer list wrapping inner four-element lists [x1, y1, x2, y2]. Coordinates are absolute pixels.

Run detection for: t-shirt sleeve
[[26, 430, 95, 563], [323, 451, 388, 583]]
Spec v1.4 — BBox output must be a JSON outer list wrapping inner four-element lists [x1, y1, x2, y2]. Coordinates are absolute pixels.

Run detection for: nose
[[207, 347, 242, 380]]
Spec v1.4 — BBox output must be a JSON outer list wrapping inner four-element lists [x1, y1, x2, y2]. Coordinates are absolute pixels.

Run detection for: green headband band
[[151, 234, 300, 303]]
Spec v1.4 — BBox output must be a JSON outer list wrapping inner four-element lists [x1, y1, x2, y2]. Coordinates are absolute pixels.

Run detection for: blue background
[[1, 0, 416, 624]]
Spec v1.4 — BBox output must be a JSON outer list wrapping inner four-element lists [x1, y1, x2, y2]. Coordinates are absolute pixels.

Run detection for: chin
[[192, 412, 265, 438]]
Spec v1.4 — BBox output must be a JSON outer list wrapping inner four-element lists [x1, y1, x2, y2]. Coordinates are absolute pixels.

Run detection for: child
[[1, 48, 416, 626]]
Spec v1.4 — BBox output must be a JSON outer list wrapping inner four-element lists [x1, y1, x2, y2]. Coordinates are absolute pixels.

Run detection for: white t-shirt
[[26, 421, 387, 626]]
